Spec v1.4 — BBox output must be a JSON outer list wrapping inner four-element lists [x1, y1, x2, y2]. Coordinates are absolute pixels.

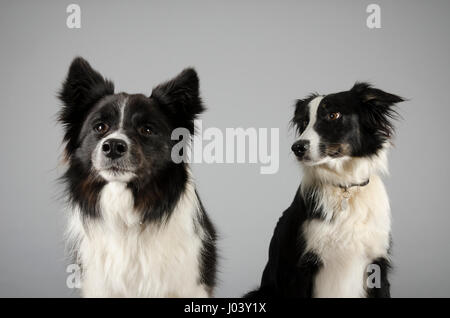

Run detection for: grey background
[[0, 0, 449, 297]]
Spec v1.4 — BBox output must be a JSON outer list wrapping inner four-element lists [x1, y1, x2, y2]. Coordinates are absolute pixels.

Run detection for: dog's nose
[[102, 139, 128, 159], [291, 140, 310, 157]]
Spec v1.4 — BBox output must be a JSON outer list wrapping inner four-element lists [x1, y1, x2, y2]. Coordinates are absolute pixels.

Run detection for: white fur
[[300, 96, 323, 162], [66, 175, 210, 298], [98, 170, 135, 183], [93, 131, 136, 183], [118, 97, 127, 130], [301, 146, 391, 298]]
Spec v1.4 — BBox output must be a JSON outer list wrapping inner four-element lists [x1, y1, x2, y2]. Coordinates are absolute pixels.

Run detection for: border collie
[[58, 57, 217, 297], [247, 83, 404, 298]]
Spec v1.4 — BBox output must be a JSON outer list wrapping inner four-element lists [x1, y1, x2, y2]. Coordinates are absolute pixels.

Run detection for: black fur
[[58, 57, 217, 291], [196, 193, 218, 289], [58, 57, 115, 159], [248, 83, 402, 298], [58, 58, 205, 223], [366, 257, 391, 298], [151, 68, 204, 135], [292, 83, 404, 159], [245, 188, 323, 298], [247, 185, 393, 298]]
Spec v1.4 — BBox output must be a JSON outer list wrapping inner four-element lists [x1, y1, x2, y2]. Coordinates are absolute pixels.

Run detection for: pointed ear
[[291, 99, 306, 134], [150, 68, 204, 134], [351, 82, 404, 107], [58, 57, 114, 157], [294, 98, 306, 111], [292, 93, 319, 132], [351, 82, 405, 139]]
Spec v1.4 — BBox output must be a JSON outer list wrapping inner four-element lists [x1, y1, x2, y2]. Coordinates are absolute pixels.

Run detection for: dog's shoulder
[[248, 186, 317, 297], [270, 187, 308, 248]]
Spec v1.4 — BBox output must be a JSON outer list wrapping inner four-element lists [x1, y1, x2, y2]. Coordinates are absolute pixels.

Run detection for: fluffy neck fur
[[299, 146, 392, 298], [300, 145, 390, 222], [65, 169, 211, 297], [301, 144, 389, 191]]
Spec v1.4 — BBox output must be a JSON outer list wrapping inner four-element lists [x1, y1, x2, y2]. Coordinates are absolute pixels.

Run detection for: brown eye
[[94, 123, 109, 134], [328, 112, 341, 121], [139, 125, 153, 136]]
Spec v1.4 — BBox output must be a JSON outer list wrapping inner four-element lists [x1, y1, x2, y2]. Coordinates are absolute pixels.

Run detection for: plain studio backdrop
[[0, 0, 449, 297]]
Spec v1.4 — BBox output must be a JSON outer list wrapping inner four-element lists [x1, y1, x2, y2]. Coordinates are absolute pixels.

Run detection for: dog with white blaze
[[58, 57, 217, 297], [247, 83, 404, 298]]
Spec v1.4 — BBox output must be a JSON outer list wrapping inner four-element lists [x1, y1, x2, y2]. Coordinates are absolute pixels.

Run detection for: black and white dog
[[248, 83, 404, 298], [58, 57, 216, 297]]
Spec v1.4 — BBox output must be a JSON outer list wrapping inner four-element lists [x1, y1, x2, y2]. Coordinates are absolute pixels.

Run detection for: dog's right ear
[[294, 98, 307, 113], [292, 93, 319, 134], [291, 99, 307, 134], [58, 57, 114, 158], [294, 93, 319, 115]]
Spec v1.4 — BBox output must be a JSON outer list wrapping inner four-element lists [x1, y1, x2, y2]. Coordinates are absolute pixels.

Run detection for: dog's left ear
[[351, 82, 404, 107], [351, 82, 405, 138], [150, 68, 204, 134]]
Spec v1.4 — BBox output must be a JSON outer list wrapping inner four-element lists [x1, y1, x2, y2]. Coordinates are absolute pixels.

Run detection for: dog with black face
[[247, 83, 404, 298], [58, 57, 216, 297]]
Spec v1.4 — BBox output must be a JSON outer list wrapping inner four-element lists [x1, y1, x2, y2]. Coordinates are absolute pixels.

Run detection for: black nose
[[102, 139, 128, 159], [291, 140, 310, 157]]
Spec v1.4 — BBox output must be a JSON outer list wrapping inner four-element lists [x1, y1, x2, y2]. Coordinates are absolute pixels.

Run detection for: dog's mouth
[[296, 154, 312, 162], [296, 152, 333, 167], [320, 143, 351, 159], [107, 166, 131, 172], [102, 166, 134, 175], [98, 165, 136, 182], [299, 157, 324, 166], [99, 161, 135, 174]]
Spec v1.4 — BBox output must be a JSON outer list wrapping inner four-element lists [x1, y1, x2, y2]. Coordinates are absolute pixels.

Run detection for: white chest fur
[[302, 175, 391, 298], [67, 181, 208, 298]]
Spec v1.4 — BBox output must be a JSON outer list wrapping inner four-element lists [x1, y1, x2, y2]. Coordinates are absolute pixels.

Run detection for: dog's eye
[[94, 123, 109, 134], [139, 125, 153, 136], [327, 112, 341, 121]]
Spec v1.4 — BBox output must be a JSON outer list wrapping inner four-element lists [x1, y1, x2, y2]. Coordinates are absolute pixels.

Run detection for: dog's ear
[[294, 93, 320, 114], [150, 68, 204, 134], [351, 82, 404, 107], [294, 98, 307, 111], [351, 82, 404, 138], [292, 93, 319, 134], [58, 57, 114, 158]]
